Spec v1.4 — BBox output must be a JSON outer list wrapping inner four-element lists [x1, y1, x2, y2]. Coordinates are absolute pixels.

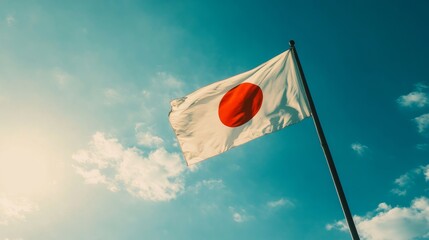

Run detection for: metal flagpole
[[289, 40, 360, 240]]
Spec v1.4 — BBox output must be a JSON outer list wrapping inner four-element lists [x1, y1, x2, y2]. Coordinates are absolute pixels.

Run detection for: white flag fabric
[[169, 50, 311, 165]]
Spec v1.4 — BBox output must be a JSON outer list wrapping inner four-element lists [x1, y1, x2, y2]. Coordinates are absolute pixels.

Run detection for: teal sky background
[[1, 0, 429, 239]]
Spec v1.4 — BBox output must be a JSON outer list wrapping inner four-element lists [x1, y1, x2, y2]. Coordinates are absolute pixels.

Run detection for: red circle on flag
[[218, 83, 263, 127]]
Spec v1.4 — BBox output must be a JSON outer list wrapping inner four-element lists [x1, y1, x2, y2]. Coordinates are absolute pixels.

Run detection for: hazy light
[[0, 130, 54, 197]]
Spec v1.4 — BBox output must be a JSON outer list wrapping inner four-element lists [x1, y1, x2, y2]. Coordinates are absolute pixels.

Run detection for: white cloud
[[326, 220, 348, 231], [391, 164, 428, 196], [134, 123, 164, 147], [391, 188, 407, 196], [118, 147, 185, 201], [397, 83, 428, 108], [351, 142, 368, 155], [414, 113, 429, 134], [187, 164, 199, 172], [327, 197, 429, 240], [73, 132, 123, 169], [6, 15, 15, 26], [75, 167, 107, 185], [0, 197, 38, 226], [267, 198, 294, 209], [136, 132, 164, 147], [72, 132, 186, 201], [394, 173, 411, 187], [229, 207, 251, 223], [376, 202, 392, 211], [233, 212, 245, 222], [329, 164, 429, 238], [424, 165, 429, 181], [397, 92, 428, 108]]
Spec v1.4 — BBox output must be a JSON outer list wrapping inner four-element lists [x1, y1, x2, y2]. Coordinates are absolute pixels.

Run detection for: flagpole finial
[[289, 40, 295, 47]]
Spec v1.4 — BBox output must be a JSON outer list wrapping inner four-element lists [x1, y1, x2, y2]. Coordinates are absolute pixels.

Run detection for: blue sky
[[0, 0, 428, 239]]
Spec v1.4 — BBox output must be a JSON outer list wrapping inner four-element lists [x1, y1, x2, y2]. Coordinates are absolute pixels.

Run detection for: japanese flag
[[169, 50, 311, 165]]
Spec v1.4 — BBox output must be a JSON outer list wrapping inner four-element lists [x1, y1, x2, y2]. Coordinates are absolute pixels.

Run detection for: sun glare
[[0, 131, 54, 197]]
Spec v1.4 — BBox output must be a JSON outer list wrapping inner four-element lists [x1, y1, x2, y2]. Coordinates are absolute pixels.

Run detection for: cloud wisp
[[414, 113, 429, 134], [267, 198, 294, 209], [188, 179, 225, 194], [103, 88, 122, 105], [416, 143, 429, 151], [73, 132, 186, 201], [424, 165, 429, 181], [5, 15, 15, 26], [351, 142, 369, 155], [391, 164, 428, 196], [0, 196, 38, 226], [229, 207, 252, 223], [397, 83, 428, 108]]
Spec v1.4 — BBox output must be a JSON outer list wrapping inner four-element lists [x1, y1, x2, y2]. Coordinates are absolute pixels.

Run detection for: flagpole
[[289, 40, 360, 240]]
